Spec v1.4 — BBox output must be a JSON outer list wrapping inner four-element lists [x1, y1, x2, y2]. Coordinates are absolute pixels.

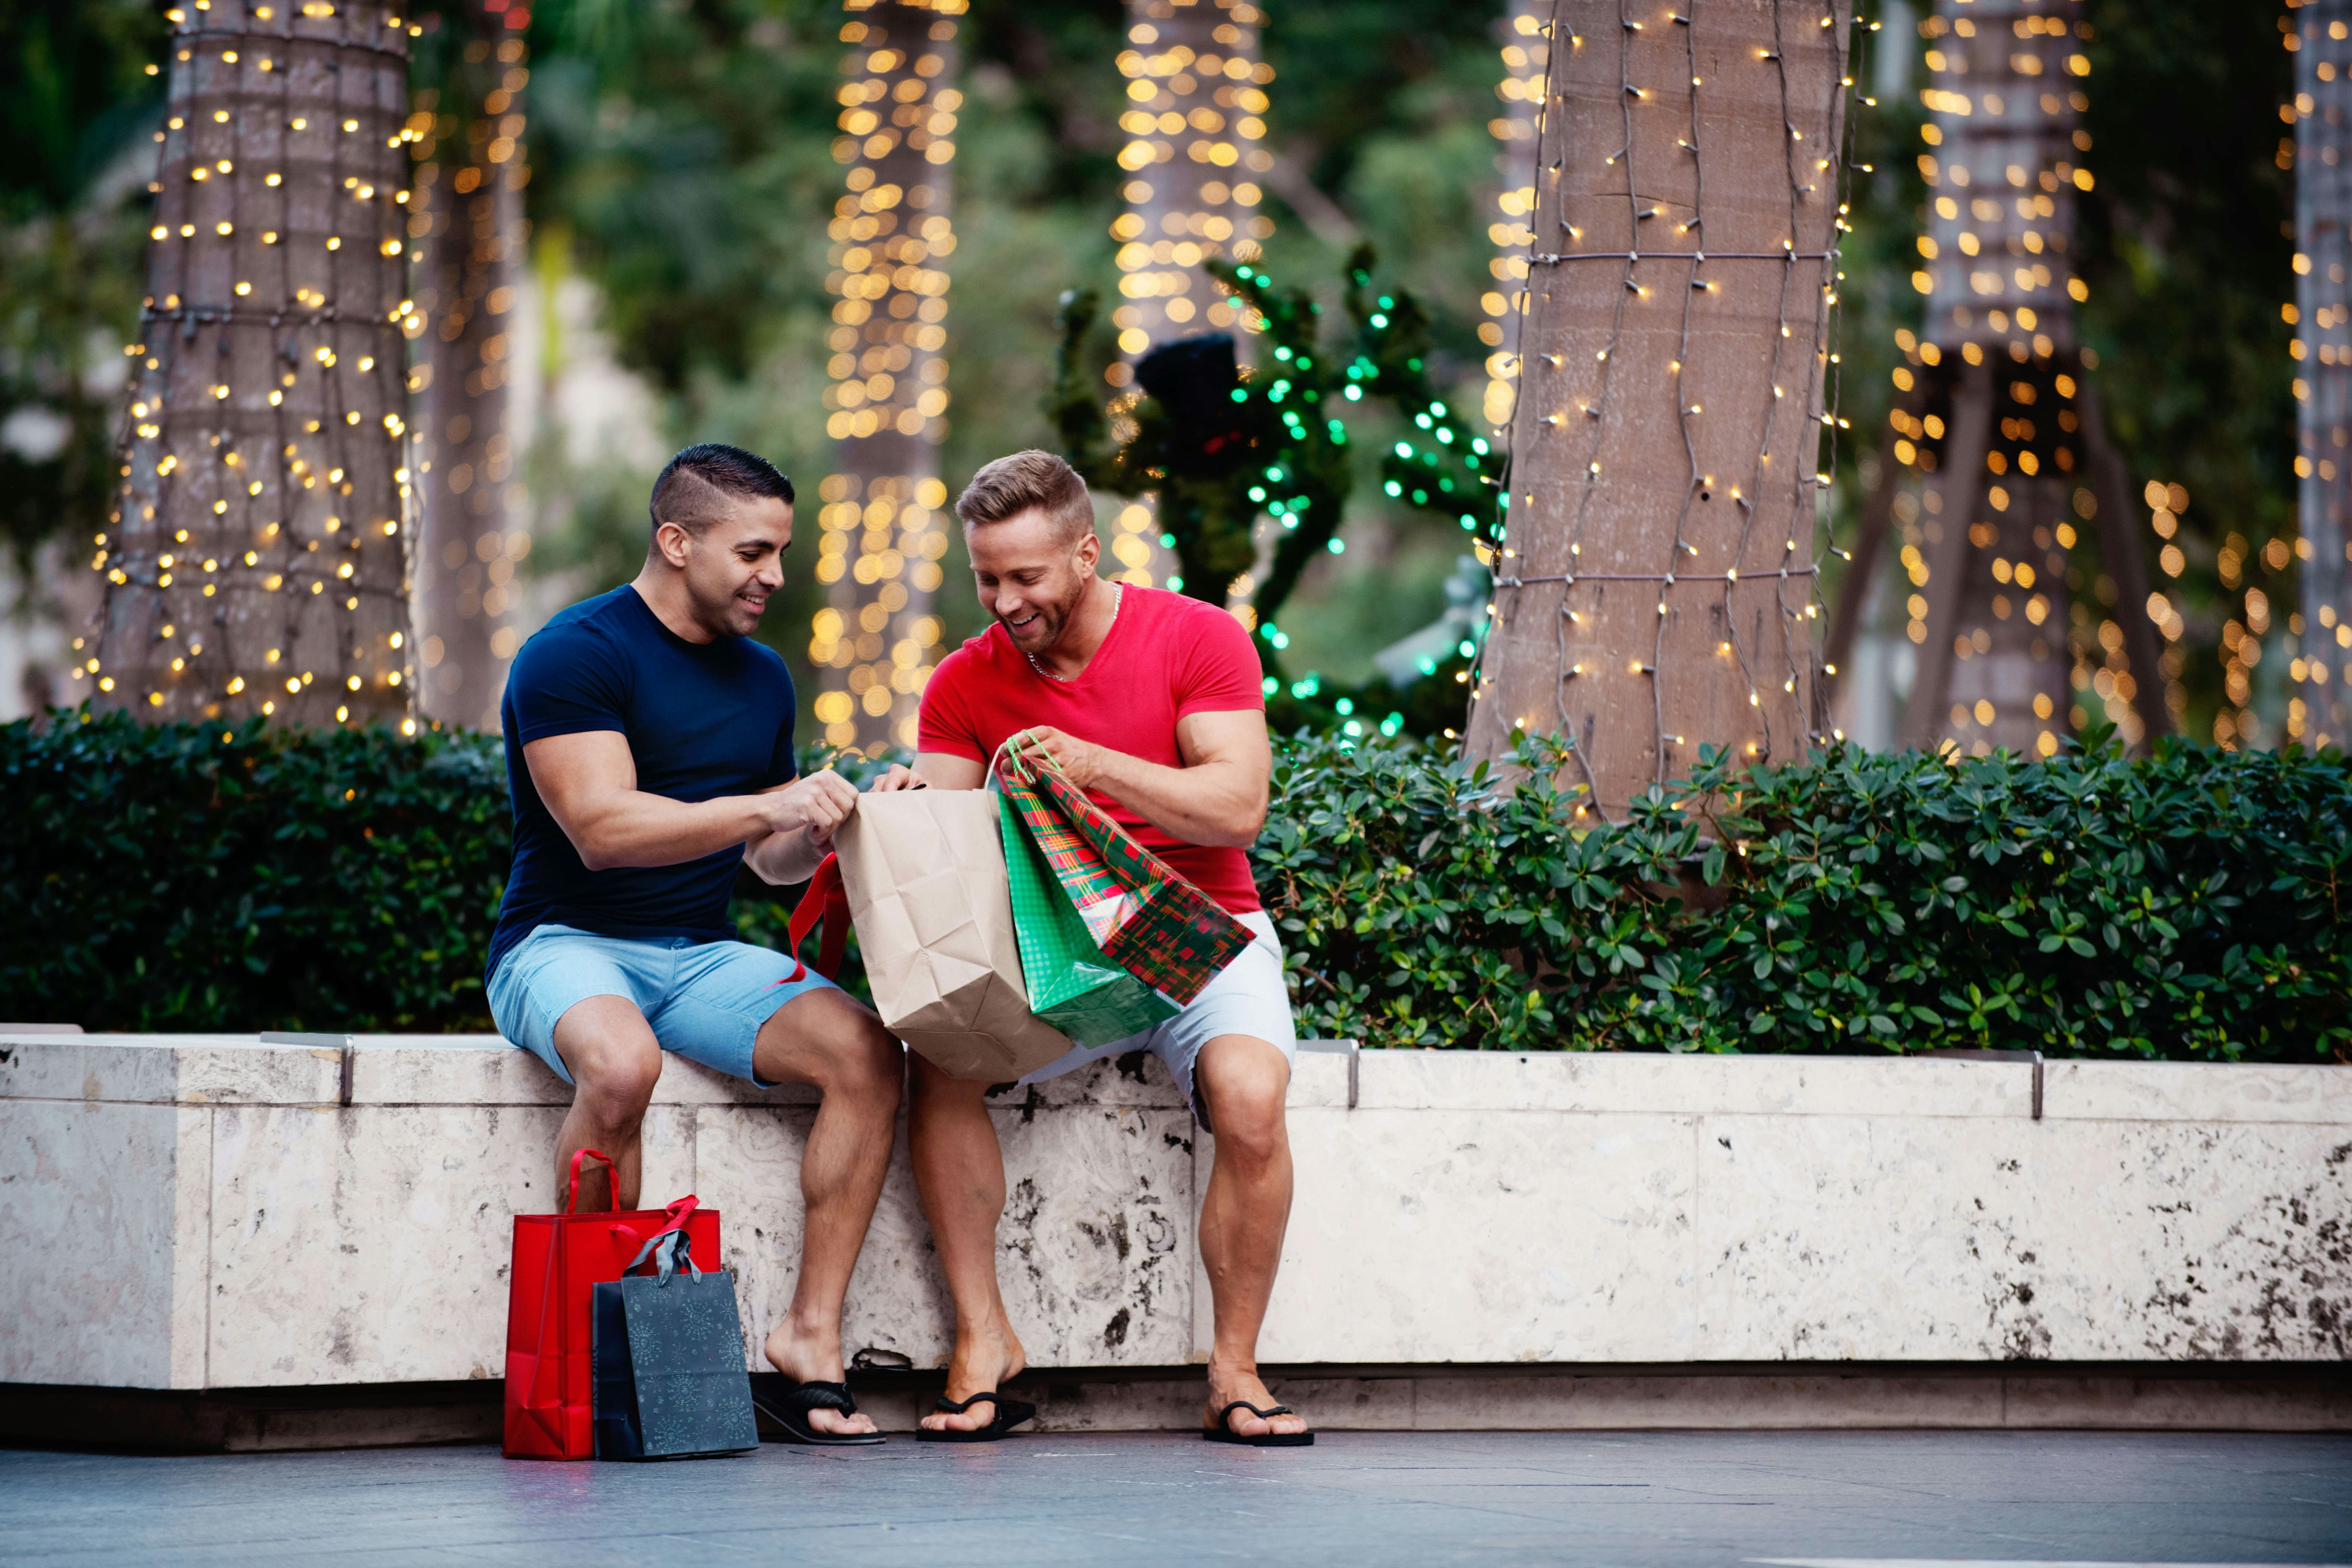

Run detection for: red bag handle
[[565, 1148, 616, 1215], [609, 1194, 704, 1272], [785, 853, 849, 981]]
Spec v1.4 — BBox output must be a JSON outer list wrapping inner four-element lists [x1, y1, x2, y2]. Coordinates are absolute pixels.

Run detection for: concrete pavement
[[4, 1430, 2350, 1566]]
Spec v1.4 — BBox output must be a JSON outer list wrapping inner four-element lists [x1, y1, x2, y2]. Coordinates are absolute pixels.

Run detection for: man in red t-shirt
[[872, 450, 1310, 1447]]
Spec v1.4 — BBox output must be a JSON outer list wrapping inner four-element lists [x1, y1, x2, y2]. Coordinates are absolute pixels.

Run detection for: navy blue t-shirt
[[485, 585, 797, 984]]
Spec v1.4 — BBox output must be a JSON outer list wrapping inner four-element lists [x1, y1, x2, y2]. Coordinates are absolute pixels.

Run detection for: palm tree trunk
[[1106, 0, 1273, 597], [1479, 0, 1555, 437], [95, 1, 417, 730], [808, 0, 961, 757], [409, 0, 529, 732], [1892, 0, 2165, 756], [2294, 0, 2352, 749], [1468, 0, 1853, 816]]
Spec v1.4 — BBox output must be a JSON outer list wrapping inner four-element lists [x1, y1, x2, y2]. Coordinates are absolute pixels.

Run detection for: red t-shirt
[[918, 585, 1266, 915]]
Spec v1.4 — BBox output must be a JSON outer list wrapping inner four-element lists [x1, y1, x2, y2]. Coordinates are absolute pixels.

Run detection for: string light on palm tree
[[2291, 0, 2352, 751], [808, 0, 962, 756], [88, 0, 420, 733], [1828, 0, 2171, 758], [1110, 0, 1272, 366], [1108, 0, 1273, 594], [1899, 0, 2114, 758], [1480, 0, 1552, 435], [409, 0, 531, 733], [1466, 0, 1858, 817]]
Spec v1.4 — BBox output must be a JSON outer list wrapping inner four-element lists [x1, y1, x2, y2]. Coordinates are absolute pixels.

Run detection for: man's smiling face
[[673, 495, 791, 639], [966, 503, 1098, 656]]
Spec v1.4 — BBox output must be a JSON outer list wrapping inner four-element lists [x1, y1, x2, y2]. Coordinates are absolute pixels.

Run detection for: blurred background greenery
[[0, 0, 2301, 747]]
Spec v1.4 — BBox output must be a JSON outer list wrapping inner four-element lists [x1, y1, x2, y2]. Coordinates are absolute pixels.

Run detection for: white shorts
[[1015, 910, 1297, 1131]]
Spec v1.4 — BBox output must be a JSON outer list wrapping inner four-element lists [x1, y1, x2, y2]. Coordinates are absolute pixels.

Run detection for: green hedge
[[4, 709, 2346, 1060], [1262, 731, 2351, 1061], [1, 711, 510, 1032]]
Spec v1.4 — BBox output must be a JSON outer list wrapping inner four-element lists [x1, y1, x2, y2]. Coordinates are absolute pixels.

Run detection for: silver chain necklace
[[1024, 581, 1122, 684]]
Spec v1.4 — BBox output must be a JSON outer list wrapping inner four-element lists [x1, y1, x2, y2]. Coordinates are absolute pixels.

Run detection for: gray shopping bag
[[591, 1229, 758, 1461]]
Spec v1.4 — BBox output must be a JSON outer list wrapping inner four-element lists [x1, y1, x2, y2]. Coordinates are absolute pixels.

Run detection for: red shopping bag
[[503, 1149, 723, 1460]]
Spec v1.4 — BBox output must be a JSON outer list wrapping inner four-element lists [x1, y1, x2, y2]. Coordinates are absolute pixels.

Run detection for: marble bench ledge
[[2, 1033, 2344, 1123], [3, 1031, 2346, 1388]]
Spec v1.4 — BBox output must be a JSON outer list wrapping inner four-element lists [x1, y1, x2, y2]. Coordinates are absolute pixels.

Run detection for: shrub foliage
[[1260, 731, 2350, 1061], [5, 710, 2346, 1060], [2, 711, 510, 1032]]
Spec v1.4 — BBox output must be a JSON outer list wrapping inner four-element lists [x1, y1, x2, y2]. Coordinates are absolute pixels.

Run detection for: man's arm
[[976, 710, 1270, 848], [524, 730, 857, 873], [908, 752, 985, 790]]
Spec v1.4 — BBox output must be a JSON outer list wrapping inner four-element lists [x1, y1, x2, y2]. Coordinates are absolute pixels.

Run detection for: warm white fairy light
[[88, 0, 420, 731], [1481, 1, 1551, 433], [1106, 0, 1273, 591], [810, 0, 963, 756], [409, 17, 531, 732], [1917, 0, 2084, 756], [1892, 0, 2163, 757], [1474, 0, 1853, 814], [1110, 0, 1270, 364], [2293, 0, 2352, 751]]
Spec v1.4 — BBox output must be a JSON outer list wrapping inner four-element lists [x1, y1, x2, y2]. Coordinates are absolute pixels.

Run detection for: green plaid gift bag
[[997, 788, 1178, 1049], [993, 732, 1253, 1009]]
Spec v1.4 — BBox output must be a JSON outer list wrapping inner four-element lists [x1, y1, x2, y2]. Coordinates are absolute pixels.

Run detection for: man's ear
[[1074, 529, 1102, 572], [651, 520, 693, 570]]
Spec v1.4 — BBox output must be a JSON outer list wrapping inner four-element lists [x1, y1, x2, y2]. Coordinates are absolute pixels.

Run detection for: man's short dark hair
[[954, 450, 1094, 544], [649, 443, 795, 539]]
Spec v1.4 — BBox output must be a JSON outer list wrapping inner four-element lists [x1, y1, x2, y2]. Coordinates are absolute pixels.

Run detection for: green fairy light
[[1048, 241, 1504, 690]]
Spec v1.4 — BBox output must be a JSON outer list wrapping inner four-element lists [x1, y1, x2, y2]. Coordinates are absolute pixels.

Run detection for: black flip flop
[[914, 1390, 1036, 1443], [750, 1377, 886, 1446], [1203, 1400, 1314, 1447]]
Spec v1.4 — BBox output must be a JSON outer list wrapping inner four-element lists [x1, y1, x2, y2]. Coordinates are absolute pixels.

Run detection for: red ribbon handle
[[565, 1147, 616, 1215], [610, 1194, 704, 1272], [785, 853, 849, 981]]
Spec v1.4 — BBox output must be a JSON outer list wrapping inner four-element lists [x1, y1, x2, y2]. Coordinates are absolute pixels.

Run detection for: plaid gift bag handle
[[991, 729, 1251, 1006], [991, 731, 1158, 947]]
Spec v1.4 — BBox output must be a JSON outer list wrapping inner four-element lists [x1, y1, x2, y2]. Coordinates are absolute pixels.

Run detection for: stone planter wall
[[2, 1032, 2344, 1411]]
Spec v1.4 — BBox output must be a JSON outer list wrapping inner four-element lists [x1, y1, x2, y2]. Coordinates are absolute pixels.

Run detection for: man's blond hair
[[954, 450, 1095, 544]]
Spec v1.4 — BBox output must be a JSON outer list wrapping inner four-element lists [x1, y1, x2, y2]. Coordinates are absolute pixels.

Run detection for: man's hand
[[867, 763, 924, 793], [1010, 725, 1114, 791], [527, 729, 836, 873], [758, 769, 859, 848], [987, 711, 1268, 849]]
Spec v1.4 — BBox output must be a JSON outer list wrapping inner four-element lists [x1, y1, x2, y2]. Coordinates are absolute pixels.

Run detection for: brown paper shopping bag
[[832, 788, 1077, 1081]]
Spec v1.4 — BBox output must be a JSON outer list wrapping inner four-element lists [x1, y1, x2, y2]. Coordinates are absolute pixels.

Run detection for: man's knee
[[1199, 1038, 1290, 1169], [560, 1005, 663, 1118], [769, 991, 903, 1109], [835, 1008, 905, 1109]]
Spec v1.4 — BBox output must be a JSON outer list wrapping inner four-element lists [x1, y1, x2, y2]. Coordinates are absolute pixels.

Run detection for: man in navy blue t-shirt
[[488, 443, 900, 1445]]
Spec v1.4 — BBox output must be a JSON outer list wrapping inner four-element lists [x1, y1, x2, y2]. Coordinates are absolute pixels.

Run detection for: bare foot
[[919, 1317, 1028, 1434], [763, 1315, 878, 1439], [1205, 1364, 1310, 1440]]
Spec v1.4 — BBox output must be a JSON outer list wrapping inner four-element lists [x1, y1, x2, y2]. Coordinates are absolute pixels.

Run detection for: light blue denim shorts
[[486, 923, 839, 1088]]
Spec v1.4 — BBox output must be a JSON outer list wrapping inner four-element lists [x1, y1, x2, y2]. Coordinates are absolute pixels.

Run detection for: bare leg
[[752, 987, 904, 1439], [1194, 1034, 1308, 1439], [550, 995, 663, 1212], [907, 1054, 1027, 1433]]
